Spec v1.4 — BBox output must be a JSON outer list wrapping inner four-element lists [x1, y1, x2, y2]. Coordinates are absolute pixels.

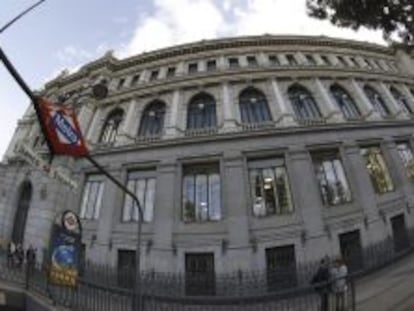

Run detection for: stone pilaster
[[221, 83, 237, 128], [350, 79, 381, 121], [165, 89, 180, 137], [270, 79, 295, 126], [314, 78, 343, 122]]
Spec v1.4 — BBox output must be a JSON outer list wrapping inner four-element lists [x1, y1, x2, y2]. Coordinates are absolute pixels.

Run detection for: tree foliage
[[306, 0, 414, 45]]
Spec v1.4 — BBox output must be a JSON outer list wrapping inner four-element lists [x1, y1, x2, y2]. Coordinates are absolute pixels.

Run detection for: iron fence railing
[[0, 231, 413, 310]]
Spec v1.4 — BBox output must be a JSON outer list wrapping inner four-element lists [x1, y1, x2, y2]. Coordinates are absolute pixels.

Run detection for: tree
[[306, 0, 414, 45]]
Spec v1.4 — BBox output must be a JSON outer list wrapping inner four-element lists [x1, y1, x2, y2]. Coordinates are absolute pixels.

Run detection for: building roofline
[[46, 34, 392, 88]]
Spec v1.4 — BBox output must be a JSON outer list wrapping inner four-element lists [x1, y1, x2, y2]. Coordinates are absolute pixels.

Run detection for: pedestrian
[[311, 257, 330, 311], [331, 258, 348, 311], [15, 243, 24, 268], [7, 241, 16, 268], [26, 244, 36, 274]]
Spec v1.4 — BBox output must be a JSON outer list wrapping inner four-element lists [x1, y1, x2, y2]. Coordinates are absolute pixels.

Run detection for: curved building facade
[[1, 35, 414, 276]]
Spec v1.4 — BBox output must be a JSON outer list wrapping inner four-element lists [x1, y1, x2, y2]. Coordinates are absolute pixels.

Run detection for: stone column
[[165, 89, 181, 137], [77, 103, 95, 137], [314, 54, 325, 66], [401, 85, 414, 108], [86, 107, 103, 143], [222, 83, 237, 128], [350, 79, 381, 121], [342, 141, 385, 242], [118, 99, 137, 144], [270, 79, 295, 126], [379, 82, 405, 117], [88, 169, 121, 264], [395, 50, 414, 76], [148, 161, 177, 272], [296, 52, 307, 65], [288, 147, 330, 261], [222, 152, 251, 270], [314, 79, 343, 122]]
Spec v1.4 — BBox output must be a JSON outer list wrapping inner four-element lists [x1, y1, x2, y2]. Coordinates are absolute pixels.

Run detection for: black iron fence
[[0, 231, 413, 310]]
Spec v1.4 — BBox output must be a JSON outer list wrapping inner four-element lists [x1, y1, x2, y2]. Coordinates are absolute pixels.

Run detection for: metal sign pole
[[1, 46, 144, 310]]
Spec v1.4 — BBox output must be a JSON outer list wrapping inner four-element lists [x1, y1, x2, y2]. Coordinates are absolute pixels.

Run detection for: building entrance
[[11, 181, 32, 245]]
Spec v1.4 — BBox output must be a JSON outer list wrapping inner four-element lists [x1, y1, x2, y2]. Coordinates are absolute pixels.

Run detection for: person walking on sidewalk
[[312, 258, 331, 311], [331, 258, 348, 311]]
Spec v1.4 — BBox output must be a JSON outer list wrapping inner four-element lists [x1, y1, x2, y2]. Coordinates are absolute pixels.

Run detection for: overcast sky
[[0, 0, 385, 159]]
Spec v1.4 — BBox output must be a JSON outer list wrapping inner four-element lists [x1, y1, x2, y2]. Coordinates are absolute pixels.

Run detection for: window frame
[[79, 174, 105, 220], [288, 85, 322, 121], [99, 109, 124, 144], [138, 100, 166, 137], [330, 84, 361, 119], [186, 93, 217, 130], [239, 87, 272, 124]]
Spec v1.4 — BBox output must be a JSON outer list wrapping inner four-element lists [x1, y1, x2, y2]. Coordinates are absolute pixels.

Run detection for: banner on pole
[[38, 98, 89, 157], [48, 211, 82, 287]]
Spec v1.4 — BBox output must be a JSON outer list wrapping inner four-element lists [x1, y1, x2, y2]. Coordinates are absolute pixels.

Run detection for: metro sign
[[38, 98, 88, 157]]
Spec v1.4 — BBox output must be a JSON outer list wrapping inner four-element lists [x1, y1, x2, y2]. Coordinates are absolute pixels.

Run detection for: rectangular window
[[312, 151, 352, 206], [391, 214, 409, 253], [320, 55, 331, 66], [117, 78, 125, 90], [286, 54, 297, 65], [166, 67, 176, 78], [185, 253, 215, 296], [228, 57, 239, 68], [360, 146, 394, 194], [339, 230, 363, 273], [130, 74, 140, 86], [149, 70, 159, 81], [117, 249, 136, 288], [266, 245, 297, 291], [268, 55, 280, 66], [182, 163, 221, 222], [396, 142, 414, 178], [123, 171, 156, 222], [80, 175, 105, 220], [188, 62, 198, 74], [206, 59, 217, 71], [305, 54, 316, 65], [247, 55, 258, 67], [248, 159, 293, 217]]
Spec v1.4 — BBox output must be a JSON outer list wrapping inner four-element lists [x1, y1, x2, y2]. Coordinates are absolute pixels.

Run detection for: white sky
[[0, 0, 386, 159]]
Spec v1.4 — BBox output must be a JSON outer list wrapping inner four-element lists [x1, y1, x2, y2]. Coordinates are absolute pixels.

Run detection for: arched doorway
[[11, 180, 32, 244]]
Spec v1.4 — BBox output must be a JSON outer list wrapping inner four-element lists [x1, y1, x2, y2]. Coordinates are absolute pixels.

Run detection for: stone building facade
[[1, 35, 414, 276]]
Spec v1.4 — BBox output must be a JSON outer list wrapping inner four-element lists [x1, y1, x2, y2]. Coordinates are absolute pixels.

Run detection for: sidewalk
[[355, 252, 414, 311]]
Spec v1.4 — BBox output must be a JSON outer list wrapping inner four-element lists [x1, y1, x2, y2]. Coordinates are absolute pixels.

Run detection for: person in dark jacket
[[26, 244, 36, 274], [312, 258, 331, 311]]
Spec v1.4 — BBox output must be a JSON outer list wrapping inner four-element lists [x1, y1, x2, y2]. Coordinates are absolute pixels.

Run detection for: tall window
[[330, 84, 360, 119], [228, 57, 239, 68], [361, 146, 394, 194], [186, 93, 217, 129], [266, 245, 297, 291], [247, 55, 258, 67], [268, 55, 280, 66], [286, 54, 297, 65], [312, 151, 352, 206], [80, 175, 105, 220], [390, 87, 413, 114], [288, 84, 322, 120], [248, 158, 293, 217], [396, 142, 414, 178], [239, 87, 272, 123], [206, 60, 217, 71], [305, 54, 316, 65], [166, 67, 176, 78], [182, 163, 221, 222], [138, 100, 166, 136], [363, 85, 390, 117], [130, 74, 140, 86], [123, 171, 156, 222], [99, 108, 124, 144], [185, 253, 215, 296]]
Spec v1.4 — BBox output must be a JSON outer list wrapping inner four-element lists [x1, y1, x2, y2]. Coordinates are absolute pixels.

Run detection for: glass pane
[[135, 179, 146, 221], [208, 173, 221, 220], [145, 178, 156, 222], [333, 159, 352, 203], [195, 174, 208, 221], [315, 162, 329, 205], [80, 182, 91, 219], [250, 169, 265, 216], [123, 180, 135, 221], [323, 160, 339, 205], [94, 182, 104, 219], [262, 168, 276, 215], [375, 153, 394, 192], [86, 182, 98, 219], [183, 175, 195, 221], [275, 166, 293, 213]]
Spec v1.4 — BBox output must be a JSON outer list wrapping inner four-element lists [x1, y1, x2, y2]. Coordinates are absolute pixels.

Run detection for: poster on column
[[48, 210, 82, 287]]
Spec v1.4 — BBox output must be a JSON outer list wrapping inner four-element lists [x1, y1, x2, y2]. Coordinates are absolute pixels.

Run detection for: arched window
[[187, 93, 217, 129], [239, 87, 272, 123], [99, 108, 124, 143], [363, 86, 390, 117], [330, 84, 360, 119], [138, 101, 166, 136], [390, 87, 412, 114], [288, 85, 322, 120]]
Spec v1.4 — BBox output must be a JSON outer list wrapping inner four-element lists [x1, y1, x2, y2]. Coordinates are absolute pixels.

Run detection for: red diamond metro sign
[[38, 97, 89, 157]]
